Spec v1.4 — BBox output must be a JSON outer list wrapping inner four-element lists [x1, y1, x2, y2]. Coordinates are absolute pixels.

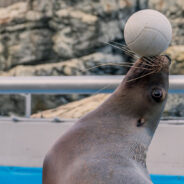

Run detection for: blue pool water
[[0, 166, 184, 184]]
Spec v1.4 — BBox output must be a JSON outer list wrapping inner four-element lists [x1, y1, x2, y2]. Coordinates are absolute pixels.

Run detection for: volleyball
[[124, 9, 172, 57]]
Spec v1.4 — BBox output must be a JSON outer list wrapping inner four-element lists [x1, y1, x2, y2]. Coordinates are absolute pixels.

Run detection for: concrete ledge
[[0, 121, 74, 167], [0, 119, 184, 175], [147, 124, 184, 175]]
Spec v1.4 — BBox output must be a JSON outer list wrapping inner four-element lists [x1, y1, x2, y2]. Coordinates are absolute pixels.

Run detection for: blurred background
[[0, 0, 183, 119]]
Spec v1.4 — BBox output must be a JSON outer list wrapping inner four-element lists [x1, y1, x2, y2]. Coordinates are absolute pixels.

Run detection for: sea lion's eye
[[151, 88, 163, 102]]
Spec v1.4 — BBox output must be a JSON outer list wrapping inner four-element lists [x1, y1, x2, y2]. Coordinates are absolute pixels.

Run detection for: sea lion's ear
[[137, 118, 145, 127], [151, 88, 166, 102]]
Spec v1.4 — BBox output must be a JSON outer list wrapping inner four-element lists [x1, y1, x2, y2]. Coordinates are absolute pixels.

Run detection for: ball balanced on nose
[[124, 9, 172, 57]]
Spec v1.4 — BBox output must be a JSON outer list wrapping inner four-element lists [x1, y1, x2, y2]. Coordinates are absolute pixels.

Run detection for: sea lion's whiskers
[[84, 63, 152, 72], [110, 42, 158, 68], [115, 43, 157, 67], [110, 41, 134, 54], [58, 84, 113, 117], [109, 41, 124, 47], [142, 56, 158, 67], [71, 62, 151, 113], [129, 54, 158, 68], [109, 42, 143, 65], [93, 83, 114, 94], [77, 69, 156, 115], [103, 41, 158, 68], [126, 70, 157, 83], [110, 41, 136, 55], [136, 56, 158, 67], [142, 57, 155, 65], [134, 55, 158, 67], [106, 41, 157, 68], [101, 41, 135, 58], [118, 46, 136, 57]]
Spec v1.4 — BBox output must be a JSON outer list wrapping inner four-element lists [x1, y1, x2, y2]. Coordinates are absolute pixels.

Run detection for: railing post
[[25, 93, 31, 118]]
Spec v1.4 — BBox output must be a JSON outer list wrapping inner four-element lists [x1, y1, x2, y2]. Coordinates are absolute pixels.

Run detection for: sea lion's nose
[[164, 55, 171, 65]]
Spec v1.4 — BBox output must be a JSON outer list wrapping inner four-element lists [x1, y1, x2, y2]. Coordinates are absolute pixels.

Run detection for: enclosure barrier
[[0, 75, 183, 117], [0, 76, 184, 184]]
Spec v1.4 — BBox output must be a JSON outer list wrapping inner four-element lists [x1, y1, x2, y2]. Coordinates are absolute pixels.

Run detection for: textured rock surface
[[0, 52, 126, 76], [165, 45, 184, 74], [50, 0, 147, 59], [149, 0, 184, 45], [0, 52, 126, 116], [32, 94, 110, 119], [0, 94, 25, 116], [0, 2, 54, 71], [164, 94, 184, 117], [0, 0, 24, 8], [32, 93, 184, 119], [0, 0, 148, 71]]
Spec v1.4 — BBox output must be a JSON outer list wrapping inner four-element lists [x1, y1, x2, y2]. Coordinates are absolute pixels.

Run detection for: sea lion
[[42, 55, 171, 184]]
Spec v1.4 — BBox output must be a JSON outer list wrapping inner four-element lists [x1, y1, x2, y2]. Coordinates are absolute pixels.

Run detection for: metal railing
[[0, 75, 184, 117]]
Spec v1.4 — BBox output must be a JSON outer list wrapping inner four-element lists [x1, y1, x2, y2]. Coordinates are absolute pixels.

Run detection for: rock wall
[[32, 93, 184, 119], [0, 0, 24, 8], [149, 0, 184, 45], [0, 0, 148, 116], [0, 0, 184, 117], [0, 0, 148, 71]]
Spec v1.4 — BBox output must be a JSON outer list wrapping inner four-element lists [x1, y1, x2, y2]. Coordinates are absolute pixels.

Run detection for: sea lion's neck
[[80, 92, 159, 168]]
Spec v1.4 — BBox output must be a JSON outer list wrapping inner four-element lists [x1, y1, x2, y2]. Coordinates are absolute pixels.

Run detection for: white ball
[[124, 9, 172, 57]]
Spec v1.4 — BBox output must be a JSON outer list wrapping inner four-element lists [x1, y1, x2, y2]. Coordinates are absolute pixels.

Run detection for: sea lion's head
[[118, 55, 171, 133]]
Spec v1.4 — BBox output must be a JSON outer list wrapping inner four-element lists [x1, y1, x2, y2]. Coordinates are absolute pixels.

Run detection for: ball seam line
[[145, 26, 171, 41], [127, 27, 169, 47], [126, 26, 146, 45]]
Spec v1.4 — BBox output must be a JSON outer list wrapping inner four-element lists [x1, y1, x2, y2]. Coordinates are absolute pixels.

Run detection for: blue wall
[[0, 166, 184, 184], [0, 167, 42, 184]]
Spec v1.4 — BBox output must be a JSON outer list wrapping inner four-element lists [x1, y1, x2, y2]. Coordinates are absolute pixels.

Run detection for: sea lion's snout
[[163, 54, 171, 65], [124, 54, 171, 85], [159, 54, 171, 67], [160, 55, 171, 73], [149, 55, 171, 74]]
